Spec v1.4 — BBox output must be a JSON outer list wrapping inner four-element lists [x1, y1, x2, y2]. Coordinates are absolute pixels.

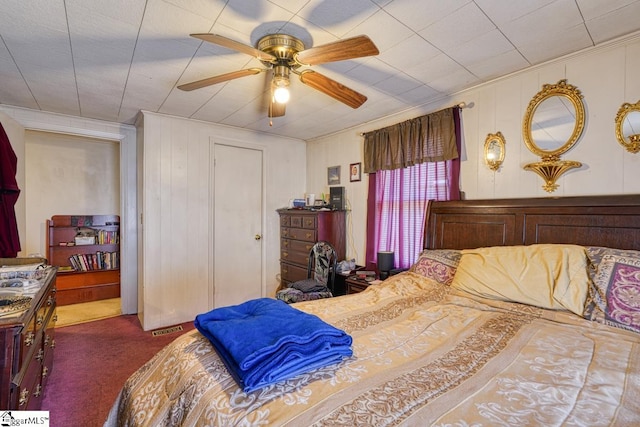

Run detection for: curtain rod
[[358, 102, 468, 136]]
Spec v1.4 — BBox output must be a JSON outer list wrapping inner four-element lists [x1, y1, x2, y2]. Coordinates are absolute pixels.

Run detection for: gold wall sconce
[[484, 132, 505, 171], [615, 100, 640, 153], [522, 79, 585, 193]]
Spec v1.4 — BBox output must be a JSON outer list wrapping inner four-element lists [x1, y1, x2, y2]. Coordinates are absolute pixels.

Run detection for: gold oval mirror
[[523, 79, 585, 158], [522, 79, 584, 193], [615, 100, 640, 153], [484, 132, 505, 171]]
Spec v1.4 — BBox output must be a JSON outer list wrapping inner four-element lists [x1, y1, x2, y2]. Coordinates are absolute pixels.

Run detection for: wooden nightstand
[[346, 276, 373, 294]]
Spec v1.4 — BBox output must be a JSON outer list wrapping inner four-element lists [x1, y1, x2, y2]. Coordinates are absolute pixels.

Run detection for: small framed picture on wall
[[350, 162, 361, 182], [328, 165, 341, 185]]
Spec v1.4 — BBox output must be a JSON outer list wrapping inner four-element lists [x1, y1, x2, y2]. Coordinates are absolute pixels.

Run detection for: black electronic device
[[330, 186, 345, 210]]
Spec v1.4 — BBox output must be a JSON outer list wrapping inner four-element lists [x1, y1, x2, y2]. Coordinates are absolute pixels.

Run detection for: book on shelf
[[68, 251, 119, 272], [97, 229, 119, 244]]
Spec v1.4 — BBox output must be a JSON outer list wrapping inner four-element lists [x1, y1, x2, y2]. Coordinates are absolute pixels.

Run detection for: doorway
[[212, 143, 264, 308]]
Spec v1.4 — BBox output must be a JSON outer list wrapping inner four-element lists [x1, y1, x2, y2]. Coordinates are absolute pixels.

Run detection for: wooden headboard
[[425, 195, 640, 251]]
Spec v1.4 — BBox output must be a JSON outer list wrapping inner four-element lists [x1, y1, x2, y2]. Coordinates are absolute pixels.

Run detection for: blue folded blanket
[[194, 298, 353, 392]]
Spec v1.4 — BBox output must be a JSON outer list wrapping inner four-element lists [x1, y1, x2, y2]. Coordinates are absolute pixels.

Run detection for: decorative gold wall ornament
[[484, 132, 505, 171], [522, 79, 585, 192], [614, 100, 640, 153]]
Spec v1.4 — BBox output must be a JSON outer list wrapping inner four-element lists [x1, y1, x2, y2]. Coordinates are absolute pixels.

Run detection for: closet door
[[213, 143, 264, 307]]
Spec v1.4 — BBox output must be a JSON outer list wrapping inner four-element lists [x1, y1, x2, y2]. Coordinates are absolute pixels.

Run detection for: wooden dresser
[[277, 209, 346, 293], [0, 265, 57, 410]]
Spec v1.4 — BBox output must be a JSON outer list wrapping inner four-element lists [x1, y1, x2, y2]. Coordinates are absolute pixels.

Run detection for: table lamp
[[377, 251, 395, 280]]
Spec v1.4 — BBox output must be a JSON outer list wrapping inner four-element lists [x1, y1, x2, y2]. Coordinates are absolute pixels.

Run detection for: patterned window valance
[[363, 108, 458, 173]]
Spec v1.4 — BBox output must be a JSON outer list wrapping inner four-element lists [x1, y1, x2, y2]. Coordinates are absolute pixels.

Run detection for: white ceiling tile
[[426, 66, 477, 94], [161, 0, 226, 21], [419, 2, 496, 52], [216, 0, 295, 39], [374, 72, 422, 95], [474, 0, 556, 25], [377, 34, 440, 72], [465, 49, 530, 80], [575, 0, 638, 20], [393, 83, 442, 104], [345, 59, 401, 88], [66, 0, 146, 25], [582, 2, 640, 43], [268, 0, 309, 14], [516, 24, 593, 65], [297, 0, 380, 37], [0, 52, 39, 108], [500, 0, 585, 49], [381, 0, 470, 33], [1, 0, 640, 140], [403, 53, 463, 84], [447, 29, 515, 68], [342, 9, 413, 53]]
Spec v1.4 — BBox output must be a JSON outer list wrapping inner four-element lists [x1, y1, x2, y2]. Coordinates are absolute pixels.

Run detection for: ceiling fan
[[178, 33, 379, 118]]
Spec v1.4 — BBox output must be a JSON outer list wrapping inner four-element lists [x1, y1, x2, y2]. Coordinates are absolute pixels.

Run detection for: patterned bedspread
[[105, 272, 640, 426]]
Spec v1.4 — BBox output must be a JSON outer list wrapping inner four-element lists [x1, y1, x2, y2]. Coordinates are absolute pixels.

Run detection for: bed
[[105, 194, 640, 426]]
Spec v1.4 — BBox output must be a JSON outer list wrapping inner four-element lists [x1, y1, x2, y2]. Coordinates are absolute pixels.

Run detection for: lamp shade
[[377, 251, 395, 272]]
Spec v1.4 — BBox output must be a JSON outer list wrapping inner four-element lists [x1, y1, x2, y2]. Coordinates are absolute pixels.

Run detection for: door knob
[[255, 234, 262, 240]]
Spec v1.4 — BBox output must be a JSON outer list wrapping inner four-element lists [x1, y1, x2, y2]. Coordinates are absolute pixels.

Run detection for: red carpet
[[41, 315, 195, 426]]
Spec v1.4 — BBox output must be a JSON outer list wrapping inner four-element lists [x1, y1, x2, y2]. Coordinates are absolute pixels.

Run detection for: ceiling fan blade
[[295, 35, 379, 66], [191, 33, 277, 62], [269, 99, 286, 118], [178, 68, 263, 91], [299, 70, 367, 109]]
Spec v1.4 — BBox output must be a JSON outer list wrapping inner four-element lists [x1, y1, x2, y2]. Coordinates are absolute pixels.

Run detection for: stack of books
[[68, 251, 119, 271]]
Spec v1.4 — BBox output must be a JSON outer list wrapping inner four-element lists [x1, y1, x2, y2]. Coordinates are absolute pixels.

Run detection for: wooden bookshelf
[[46, 214, 120, 305]]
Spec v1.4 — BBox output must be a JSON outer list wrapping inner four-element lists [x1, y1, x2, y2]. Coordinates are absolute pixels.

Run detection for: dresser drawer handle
[[33, 384, 42, 398], [36, 348, 44, 362], [24, 332, 35, 347], [51, 339, 56, 349], [306, 245, 313, 251], [282, 251, 288, 258], [47, 295, 55, 306], [306, 233, 312, 239], [42, 366, 49, 379], [36, 315, 44, 327]]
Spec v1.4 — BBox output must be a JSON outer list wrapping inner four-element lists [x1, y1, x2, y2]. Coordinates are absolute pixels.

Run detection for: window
[[370, 160, 454, 269], [363, 107, 462, 271]]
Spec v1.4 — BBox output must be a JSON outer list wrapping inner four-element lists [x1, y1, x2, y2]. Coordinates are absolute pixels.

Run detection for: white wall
[[307, 33, 640, 267], [137, 111, 306, 330], [24, 131, 120, 257]]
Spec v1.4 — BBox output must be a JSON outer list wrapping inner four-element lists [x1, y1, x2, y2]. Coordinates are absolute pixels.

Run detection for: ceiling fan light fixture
[[182, 32, 380, 117], [273, 85, 290, 104], [272, 65, 291, 104]]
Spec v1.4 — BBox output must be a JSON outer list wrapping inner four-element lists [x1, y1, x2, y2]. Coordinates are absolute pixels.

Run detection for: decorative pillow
[[450, 244, 590, 315], [585, 247, 640, 314], [587, 252, 640, 333], [410, 249, 461, 285]]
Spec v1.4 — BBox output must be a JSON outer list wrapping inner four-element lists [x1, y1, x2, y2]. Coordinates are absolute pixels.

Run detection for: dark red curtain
[[0, 122, 21, 257]]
